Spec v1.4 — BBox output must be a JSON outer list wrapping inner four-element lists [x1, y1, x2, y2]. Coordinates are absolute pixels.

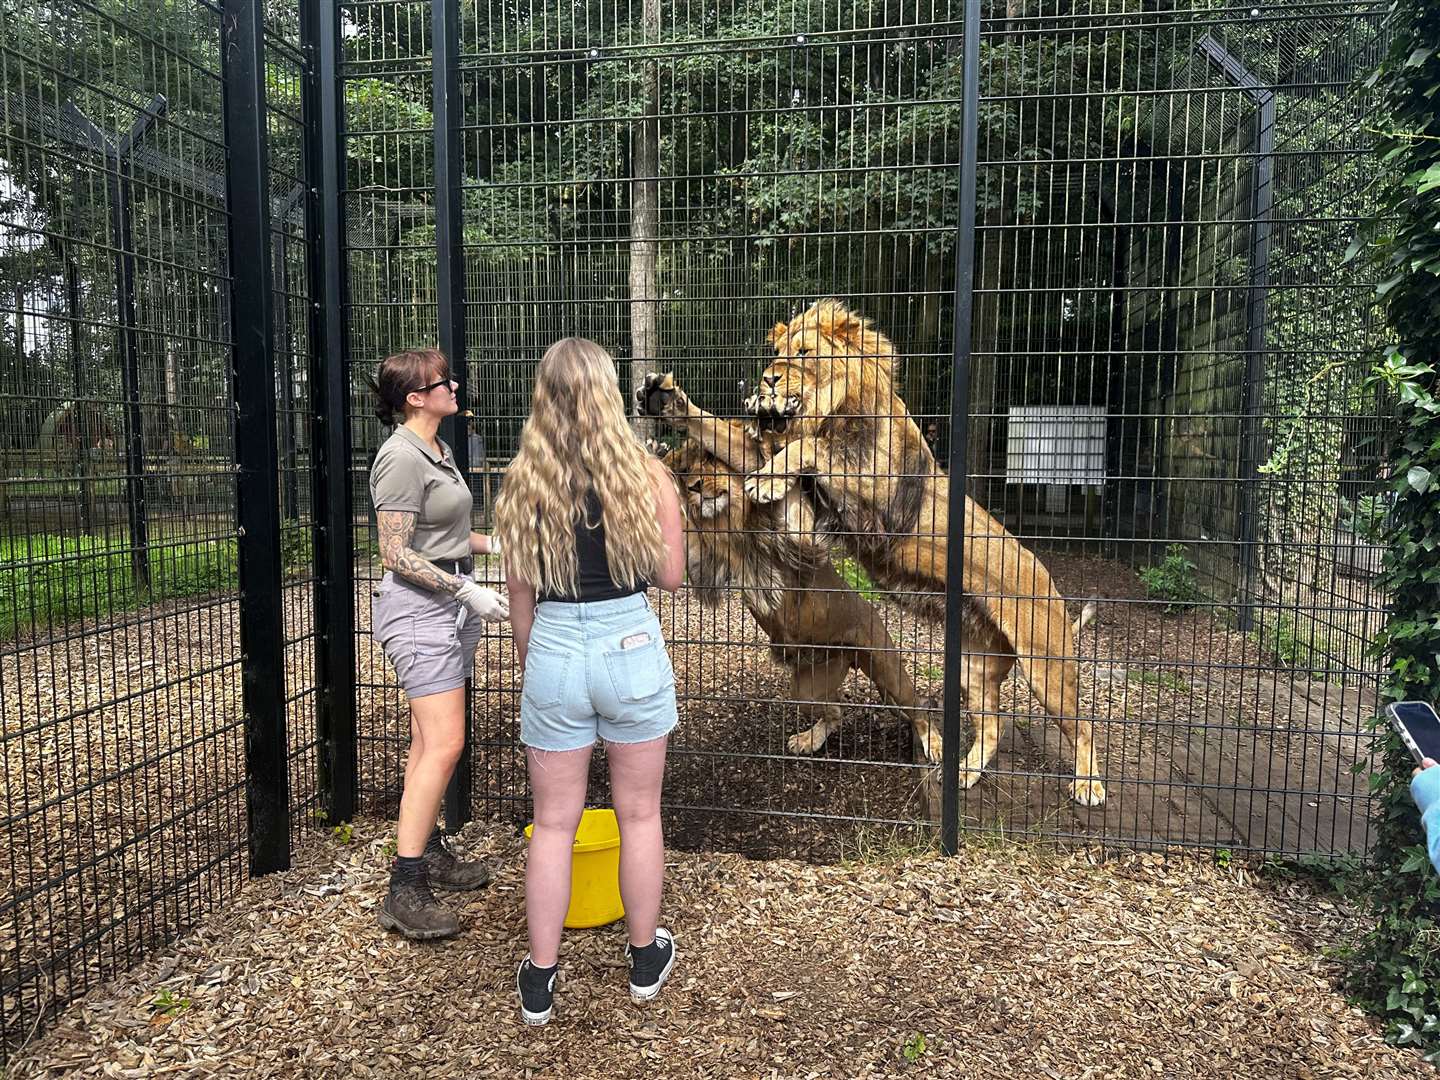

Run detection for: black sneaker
[[625, 928, 676, 1002], [516, 956, 557, 1025], [422, 832, 492, 892]]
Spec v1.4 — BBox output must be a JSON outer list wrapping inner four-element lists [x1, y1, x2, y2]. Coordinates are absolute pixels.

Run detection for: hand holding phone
[[1387, 701, 1440, 766]]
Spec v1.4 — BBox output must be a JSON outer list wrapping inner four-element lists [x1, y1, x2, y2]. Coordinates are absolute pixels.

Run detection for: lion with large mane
[[661, 437, 940, 770], [639, 299, 1105, 806]]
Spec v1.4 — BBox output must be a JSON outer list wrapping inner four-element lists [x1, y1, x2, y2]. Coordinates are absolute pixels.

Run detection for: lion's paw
[[744, 472, 795, 504], [745, 388, 803, 435], [1068, 777, 1107, 807], [635, 372, 690, 421], [786, 729, 825, 756]]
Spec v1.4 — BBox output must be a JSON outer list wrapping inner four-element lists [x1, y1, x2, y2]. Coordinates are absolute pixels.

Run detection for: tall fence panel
[[0, 0, 321, 1056]]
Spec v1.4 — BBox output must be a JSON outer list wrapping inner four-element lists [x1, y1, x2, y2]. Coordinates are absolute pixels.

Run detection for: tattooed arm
[[377, 510, 463, 594]]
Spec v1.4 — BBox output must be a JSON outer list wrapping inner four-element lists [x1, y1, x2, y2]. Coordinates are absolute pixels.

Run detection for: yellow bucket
[[524, 807, 625, 929]]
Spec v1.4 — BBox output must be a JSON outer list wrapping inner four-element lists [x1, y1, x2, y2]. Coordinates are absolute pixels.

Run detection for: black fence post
[[1200, 35, 1274, 632], [67, 96, 166, 586], [222, 0, 291, 876], [433, 0, 473, 832], [304, 0, 358, 824], [941, 0, 982, 858]]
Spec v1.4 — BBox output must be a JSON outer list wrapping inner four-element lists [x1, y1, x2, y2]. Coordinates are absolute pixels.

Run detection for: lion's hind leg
[[957, 622, 1017, 790]]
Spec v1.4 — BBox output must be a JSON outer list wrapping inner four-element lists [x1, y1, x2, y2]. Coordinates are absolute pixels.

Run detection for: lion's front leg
[[636, 372, 762, 473], [743, 438, 820, 504]]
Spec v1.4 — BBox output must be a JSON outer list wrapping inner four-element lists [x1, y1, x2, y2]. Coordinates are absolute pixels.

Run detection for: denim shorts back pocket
[[523, 645, 572, 710], [603, 637, 670, 704]]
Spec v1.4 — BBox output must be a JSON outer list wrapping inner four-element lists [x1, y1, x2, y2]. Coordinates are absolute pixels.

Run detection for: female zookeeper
[[368, 347, 509, 940]]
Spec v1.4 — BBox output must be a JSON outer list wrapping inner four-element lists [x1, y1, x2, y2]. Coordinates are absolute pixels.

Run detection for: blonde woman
[[369, 348, 509, 940], [494, 338, 685, 1025]]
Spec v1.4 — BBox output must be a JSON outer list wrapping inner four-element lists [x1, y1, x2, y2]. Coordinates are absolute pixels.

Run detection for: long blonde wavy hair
[[495, 338, 666, 595]]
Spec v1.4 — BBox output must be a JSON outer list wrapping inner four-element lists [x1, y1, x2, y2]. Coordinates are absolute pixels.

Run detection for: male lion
[[637, 299, 1106, 806], [661, 438, 940, 767]]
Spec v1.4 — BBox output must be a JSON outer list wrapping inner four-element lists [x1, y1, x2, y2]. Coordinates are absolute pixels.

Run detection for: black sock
[[390, 854, 426, 887]]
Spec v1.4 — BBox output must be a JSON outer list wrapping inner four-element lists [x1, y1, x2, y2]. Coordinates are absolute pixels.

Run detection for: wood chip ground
[[5, 818, 1420, 1079]]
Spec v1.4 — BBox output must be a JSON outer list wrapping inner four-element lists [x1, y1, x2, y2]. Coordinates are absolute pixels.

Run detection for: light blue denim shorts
[[520, 593, 678, 752]]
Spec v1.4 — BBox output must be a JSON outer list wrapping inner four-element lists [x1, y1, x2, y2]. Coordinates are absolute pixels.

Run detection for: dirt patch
[[3, 818, 1413, 1079]]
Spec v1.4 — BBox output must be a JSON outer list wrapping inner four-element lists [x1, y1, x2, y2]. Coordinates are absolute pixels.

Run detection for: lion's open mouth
[[755, 411, 791, 434]]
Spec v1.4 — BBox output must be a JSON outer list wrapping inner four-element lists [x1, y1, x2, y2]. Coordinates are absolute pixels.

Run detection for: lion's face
[[663, 441, 747, 530], [746, 300, 895, 440]]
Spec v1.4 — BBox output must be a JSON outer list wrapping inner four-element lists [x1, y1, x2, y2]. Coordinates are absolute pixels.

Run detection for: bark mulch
[[5, 818, 1415, 1080]]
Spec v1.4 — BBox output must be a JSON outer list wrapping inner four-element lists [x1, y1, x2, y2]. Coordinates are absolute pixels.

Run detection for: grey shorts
[[520, 593, 678, 752], [371, 572, 484, 699]]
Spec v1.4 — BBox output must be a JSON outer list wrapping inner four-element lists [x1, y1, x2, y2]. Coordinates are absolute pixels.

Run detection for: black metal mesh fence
[[344, 0, 1389, 861], [0, 0, 1397, 1060], [0, 0, 322, 1055]]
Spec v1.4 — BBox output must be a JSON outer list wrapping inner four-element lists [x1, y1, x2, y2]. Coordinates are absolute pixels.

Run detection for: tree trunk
[[628, 0, 661, 438]]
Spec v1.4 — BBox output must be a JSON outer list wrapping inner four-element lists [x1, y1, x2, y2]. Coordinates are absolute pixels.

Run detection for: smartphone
[[1387, 701, 1440, 765]]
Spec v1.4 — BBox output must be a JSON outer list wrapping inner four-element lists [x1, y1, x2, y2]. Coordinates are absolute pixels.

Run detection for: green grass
[[835, 556, 882, 602], [0, 532, 241, 640], [1126, 668, 1190, 692]]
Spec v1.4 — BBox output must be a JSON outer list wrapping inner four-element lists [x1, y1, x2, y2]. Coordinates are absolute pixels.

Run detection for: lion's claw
[[744, 472, 794, 503], [636, 372, 690, 422]]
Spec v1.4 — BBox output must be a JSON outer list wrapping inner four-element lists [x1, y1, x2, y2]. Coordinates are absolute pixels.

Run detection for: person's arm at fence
[[469, 532, 500, 557], [377, 510, 506, 621], [507, 572, 537, 670], [648, 456, 685, 592], [1410, 758, 1440, 875]]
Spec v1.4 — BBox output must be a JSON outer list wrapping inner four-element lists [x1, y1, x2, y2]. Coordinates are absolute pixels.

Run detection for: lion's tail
[[1071, 600, 1097, 640]]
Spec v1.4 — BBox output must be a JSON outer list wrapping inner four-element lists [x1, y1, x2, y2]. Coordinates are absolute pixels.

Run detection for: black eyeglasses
[[412, 376, 456, 395]]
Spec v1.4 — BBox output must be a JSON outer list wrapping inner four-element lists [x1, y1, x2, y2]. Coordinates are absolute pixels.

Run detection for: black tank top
[[539, 489, 650, 603]]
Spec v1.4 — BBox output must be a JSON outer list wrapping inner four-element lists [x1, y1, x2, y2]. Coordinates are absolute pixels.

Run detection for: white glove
[[455, 577, 509, 623], [488, 537, 502, 557]]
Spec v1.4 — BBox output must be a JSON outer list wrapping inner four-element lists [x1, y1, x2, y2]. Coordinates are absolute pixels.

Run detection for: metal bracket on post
[[223, 0, 291, 876], [940, 0, 982, 857], [1199, 35, 1273, 632], [304, 0, 358, 825], [433, 0, 473, 833]]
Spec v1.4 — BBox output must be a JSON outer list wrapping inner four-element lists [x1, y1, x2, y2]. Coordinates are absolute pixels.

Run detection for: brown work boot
[[422, 832, 492, 892], [377, 878, 460, 941]]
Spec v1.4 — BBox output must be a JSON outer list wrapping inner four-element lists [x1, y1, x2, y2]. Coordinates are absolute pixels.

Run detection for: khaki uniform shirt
[[369, 426, 473, 561]]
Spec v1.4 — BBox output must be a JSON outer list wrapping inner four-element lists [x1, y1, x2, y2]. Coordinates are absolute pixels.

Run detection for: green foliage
[[835, 557, 881, 602], [1340, 493, 1391, 542], [331, 823, 354, 845], [1138, 544, 1203, 613], [149, 989, 191, 1017], [902, 1032, 928, 1064], [1348, 0, 1440, 1060], [1249, 612, 1328, 679], [0, 533, 239, 640]]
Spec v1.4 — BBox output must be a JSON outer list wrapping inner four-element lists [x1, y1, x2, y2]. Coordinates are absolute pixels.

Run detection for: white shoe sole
[[517, 959, 555, 1025], [628, 937, 676, 1002]]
